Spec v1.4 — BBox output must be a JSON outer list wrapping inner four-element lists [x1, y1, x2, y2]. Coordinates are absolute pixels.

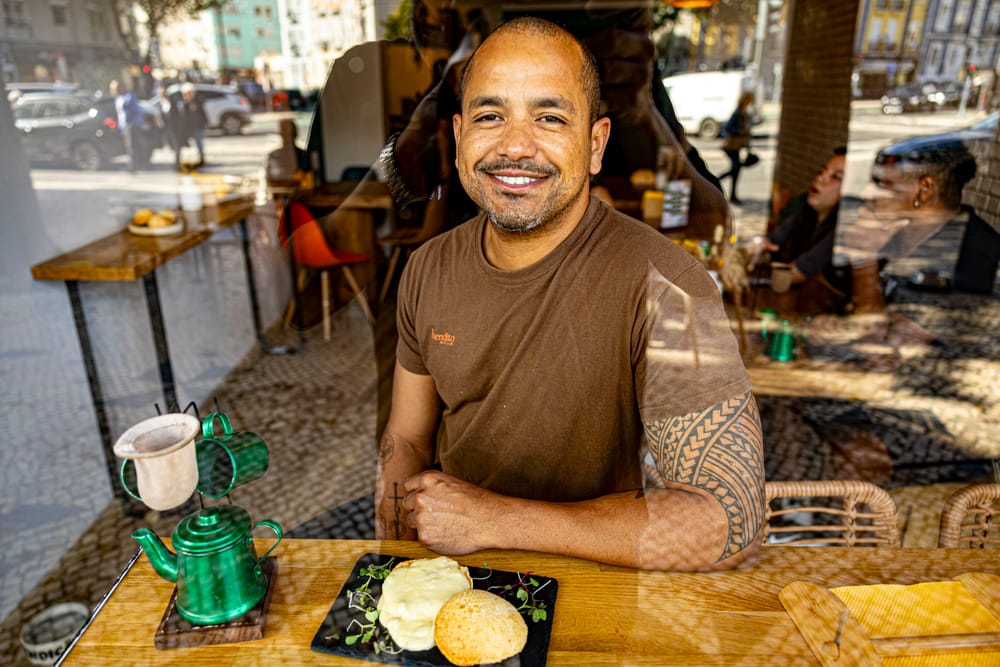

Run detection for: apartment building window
[[988, 3, 1000, 34], [936, 0, 954, 31], [228, 25, 241, 38], [905, 20, 922, 51], [927, 42, 942, 76], [3, 0, 28, 28], [953, 0, 973, 31], [868, 18, 883, 50], [51, 2, 68, 27], [892, 0, 904, 10], [88, 6, 110, 40], [876, 0, 888, 8]]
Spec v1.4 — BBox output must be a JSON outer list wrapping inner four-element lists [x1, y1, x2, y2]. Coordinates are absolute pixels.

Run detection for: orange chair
[[279, 202, 374, 340]]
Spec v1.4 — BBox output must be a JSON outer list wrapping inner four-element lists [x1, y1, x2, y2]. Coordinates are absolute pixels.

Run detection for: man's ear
[[589, 116, 611, 176], [453, 113, 463, 147], [916, 174, 937, 207]]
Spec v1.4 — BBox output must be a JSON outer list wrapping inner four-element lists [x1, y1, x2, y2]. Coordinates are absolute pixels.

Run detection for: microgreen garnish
[[330, 558, 403, 654], [488, 572, 551, 623]]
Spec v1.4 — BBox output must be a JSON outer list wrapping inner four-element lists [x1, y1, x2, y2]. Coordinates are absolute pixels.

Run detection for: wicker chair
[[764, 480, 901, 547], [937, 484, 1000, 548]]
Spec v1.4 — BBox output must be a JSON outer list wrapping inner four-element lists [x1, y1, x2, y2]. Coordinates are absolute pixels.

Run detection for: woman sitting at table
[[753, 148, 851, 315], [864, 137, 999, 295]]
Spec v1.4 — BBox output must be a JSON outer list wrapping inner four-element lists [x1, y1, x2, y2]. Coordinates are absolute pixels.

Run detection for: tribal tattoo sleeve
[[643, 390, 765, 561]]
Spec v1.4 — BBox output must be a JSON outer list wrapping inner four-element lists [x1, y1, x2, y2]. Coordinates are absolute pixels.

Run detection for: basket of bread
[[311, 554, 558, 666], [127, 207, 184, 236]]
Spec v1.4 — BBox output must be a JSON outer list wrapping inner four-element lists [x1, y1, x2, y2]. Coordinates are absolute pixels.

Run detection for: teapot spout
[[132, 528, 178, 583]]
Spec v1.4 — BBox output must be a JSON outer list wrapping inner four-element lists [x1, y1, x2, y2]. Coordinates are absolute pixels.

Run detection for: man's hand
[[403, 470, 501, 555]]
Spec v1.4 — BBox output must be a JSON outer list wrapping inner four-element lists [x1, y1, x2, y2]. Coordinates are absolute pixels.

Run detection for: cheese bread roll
[[376, 557, 472, 651], [434, 589, 528, 666]]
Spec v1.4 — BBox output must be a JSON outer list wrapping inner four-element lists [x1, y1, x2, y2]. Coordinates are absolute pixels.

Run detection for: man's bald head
[[459, 16, 601, 123]]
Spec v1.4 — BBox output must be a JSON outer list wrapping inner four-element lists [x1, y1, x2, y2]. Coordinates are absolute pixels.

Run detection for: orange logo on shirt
[[431, 327, 455, 346]]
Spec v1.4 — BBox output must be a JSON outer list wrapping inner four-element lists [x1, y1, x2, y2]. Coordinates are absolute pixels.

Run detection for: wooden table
[[30, 195, 257, 497], [60, 539, 1000, 665], [296, 180, 393, 211]]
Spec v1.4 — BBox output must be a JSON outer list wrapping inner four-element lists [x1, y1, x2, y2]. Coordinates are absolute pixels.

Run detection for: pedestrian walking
[[178, 83, 207, 167], [717, 92, 754, 204], [155, 86, 183, 170], [110, 79, 146, 172]]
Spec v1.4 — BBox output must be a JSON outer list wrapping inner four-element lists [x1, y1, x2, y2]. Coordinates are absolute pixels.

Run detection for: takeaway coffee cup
[[195, 412, 270, 498], [114, 414, 200, 511], [770, 262, 793, 293]]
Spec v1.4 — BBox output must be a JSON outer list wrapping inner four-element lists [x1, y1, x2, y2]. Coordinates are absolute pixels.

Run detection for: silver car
[[164, 83, 251, 135]]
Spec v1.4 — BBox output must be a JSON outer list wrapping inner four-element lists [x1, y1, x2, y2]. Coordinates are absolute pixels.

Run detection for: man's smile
[[476, 161, 556, 194], [493, 174, 543, 187]]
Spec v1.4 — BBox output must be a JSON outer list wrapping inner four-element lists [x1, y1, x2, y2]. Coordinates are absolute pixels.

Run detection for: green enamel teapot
[[132, 505, 281, 625]]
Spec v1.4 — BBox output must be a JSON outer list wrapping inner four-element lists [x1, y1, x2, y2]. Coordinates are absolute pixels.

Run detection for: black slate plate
[[310, 553, 558, 666]]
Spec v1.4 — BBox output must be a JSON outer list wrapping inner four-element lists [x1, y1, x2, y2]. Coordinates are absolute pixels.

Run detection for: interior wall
[[318, 41, 444, 183], [320, 41, 386, 182], [773, 0, 861, 207]]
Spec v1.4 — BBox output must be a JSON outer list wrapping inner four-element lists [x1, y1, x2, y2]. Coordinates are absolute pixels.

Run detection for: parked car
[[662, 70, 758, 138], [881, 111, 998, 154], [12, 92, 161, 170], [880, 82, 940, 114], [6, 81, 79, 102], [271, 88, 318, 112], [92, 97, 164, 161], [165, 82, 251, 135], [927, 80, 963, 109], [237, 81, 268, 111]]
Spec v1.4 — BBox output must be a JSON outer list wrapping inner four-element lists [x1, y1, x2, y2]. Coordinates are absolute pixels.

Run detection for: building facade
[[255, 0, 377, 91], [0, 0, 131, 92], [854, 0, 930, 96], [919, 0, 1000, 82], [157, 0, 283, 79]]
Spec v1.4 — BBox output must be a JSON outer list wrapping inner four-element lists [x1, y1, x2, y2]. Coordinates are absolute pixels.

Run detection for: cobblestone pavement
[[758, 281, 999, 488]]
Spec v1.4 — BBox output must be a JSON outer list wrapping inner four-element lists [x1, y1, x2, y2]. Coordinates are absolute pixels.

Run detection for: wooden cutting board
[[779, 572, 1000, 666]]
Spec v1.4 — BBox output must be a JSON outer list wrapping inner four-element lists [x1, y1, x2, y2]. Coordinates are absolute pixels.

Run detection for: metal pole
[[753, 0, 769, 102]]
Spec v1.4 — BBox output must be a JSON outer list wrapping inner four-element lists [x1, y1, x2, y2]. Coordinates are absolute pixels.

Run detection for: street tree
[[110, 0, 223, 72]]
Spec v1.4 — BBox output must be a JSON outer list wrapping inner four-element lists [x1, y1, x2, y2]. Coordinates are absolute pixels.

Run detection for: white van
[[662, 70, 753, 139]]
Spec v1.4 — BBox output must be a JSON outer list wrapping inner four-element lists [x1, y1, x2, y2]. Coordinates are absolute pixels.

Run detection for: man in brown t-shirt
[[376, 17, 765, 571]]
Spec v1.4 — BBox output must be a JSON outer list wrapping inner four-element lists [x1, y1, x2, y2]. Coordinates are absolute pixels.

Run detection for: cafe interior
[[2, 0, 1000, 664]]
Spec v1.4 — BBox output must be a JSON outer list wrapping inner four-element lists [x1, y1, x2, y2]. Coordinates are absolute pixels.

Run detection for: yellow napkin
[[832, 582, 1000, 667]]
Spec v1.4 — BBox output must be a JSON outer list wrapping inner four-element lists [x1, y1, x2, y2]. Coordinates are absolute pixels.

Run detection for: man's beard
[[472, 160, 568, 234]]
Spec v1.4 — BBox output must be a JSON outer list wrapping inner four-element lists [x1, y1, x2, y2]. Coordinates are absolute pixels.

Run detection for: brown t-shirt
[[396, 198, 750, 502]]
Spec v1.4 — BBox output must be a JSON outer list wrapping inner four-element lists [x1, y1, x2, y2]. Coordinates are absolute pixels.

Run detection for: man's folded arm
[[375, 362, 440, 540], [639, 389, 766, 570]]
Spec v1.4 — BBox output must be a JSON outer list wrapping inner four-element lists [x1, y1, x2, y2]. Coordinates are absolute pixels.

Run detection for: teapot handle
[[201, 412, 235, 439], [252, 519, 283, 574]]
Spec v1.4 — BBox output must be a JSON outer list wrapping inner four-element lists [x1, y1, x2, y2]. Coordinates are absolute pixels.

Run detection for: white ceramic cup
[[113, 414, 200, 511]]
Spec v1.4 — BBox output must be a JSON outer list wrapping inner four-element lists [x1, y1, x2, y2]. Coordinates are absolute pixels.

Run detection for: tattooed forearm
[[391, 482, 403, 539], [644, 390, 764, 561], [378, 432, 396, 462]]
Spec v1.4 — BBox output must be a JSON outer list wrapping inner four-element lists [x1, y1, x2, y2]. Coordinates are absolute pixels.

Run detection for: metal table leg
[[66, 281, 125, 500], [141, 270, 178, 410], [239, 215, 302, 354]]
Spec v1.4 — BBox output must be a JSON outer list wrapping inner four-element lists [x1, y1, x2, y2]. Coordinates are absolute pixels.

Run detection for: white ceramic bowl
[[20, 602, 89, 665]]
